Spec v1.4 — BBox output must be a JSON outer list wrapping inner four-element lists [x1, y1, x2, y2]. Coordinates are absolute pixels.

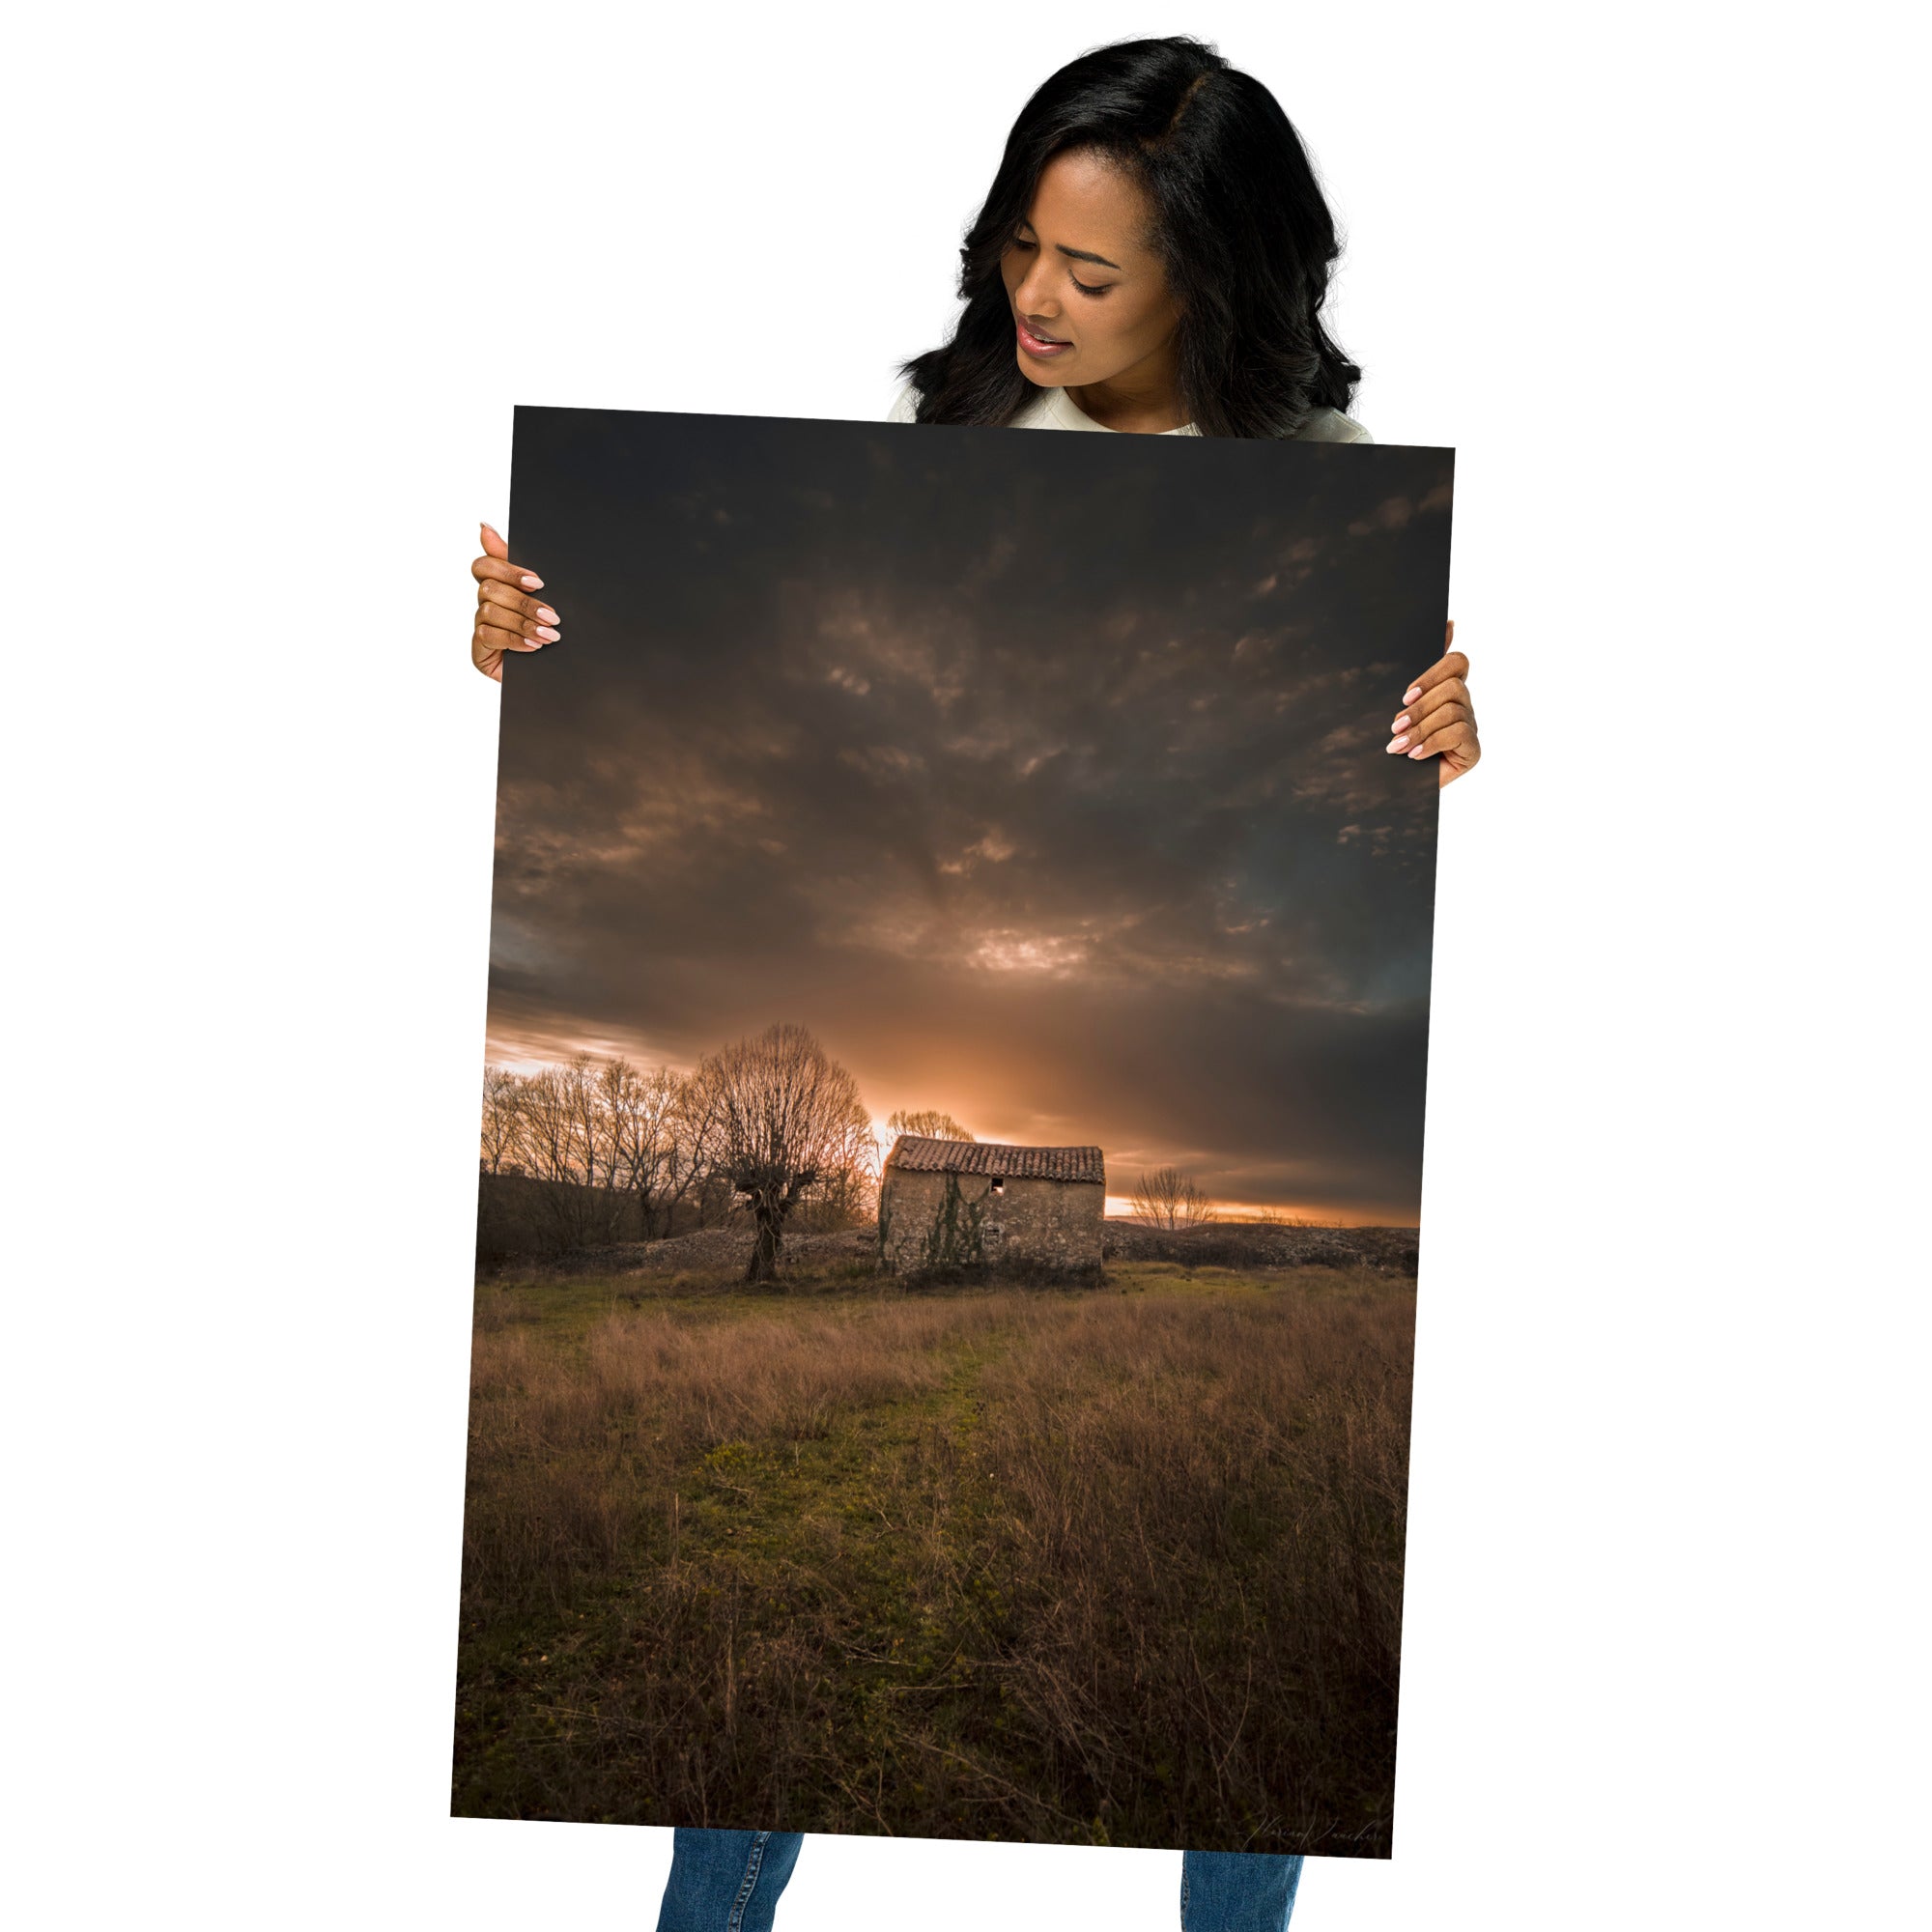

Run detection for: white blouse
[[886, 379, 1373, 442]]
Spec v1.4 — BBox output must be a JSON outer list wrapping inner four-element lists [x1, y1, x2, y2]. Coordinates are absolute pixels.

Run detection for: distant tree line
[[481, 1024, 955, 1280], [481, 1055, 724, 1235]]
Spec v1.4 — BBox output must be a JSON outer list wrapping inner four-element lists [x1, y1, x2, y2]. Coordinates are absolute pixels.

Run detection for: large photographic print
[[457, 407, 1452, 1856]]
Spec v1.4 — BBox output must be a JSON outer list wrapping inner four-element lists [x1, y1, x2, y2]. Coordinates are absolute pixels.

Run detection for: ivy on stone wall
[[917, 1173, 986, 1271]]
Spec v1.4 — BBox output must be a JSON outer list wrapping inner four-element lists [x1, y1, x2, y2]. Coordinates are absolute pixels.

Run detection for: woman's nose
[[1014, 265, 1060, 321]]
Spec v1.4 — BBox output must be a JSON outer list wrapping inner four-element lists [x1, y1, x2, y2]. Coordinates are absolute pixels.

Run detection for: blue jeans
[[655, 1829, 1302, 1931]]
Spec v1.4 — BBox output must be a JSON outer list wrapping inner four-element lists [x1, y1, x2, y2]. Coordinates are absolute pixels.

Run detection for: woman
[[468, 36, 1479, 1932]]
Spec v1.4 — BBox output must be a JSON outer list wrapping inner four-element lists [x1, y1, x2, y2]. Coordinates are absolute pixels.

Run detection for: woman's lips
[[1016, 316, 1072, 358]]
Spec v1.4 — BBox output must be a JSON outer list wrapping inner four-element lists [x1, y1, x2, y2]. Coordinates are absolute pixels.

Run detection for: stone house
[[878, 1135, 1105, 1277]]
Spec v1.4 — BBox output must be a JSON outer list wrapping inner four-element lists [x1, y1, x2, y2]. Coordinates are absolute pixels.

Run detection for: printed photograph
[[456, 407, 1453, 1856]]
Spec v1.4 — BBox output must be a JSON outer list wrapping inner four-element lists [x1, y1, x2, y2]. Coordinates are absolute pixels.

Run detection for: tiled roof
[[885, 1135, 1105, 1185]]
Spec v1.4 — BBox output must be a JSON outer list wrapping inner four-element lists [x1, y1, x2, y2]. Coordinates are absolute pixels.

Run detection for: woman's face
[[999, 148, 1180, 391]]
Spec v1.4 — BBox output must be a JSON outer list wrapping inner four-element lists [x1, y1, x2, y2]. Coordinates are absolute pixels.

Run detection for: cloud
[[486, 412, 1453, 1219], [1349, 497, 1413, 535]]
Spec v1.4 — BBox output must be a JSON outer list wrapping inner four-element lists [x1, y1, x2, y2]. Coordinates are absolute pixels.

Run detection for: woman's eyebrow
[[1056, 243, 1122, 270], [1016, 221, 1122, 272]]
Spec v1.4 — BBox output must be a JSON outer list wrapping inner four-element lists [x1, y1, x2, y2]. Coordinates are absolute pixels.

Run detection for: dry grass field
[[453, 1249, 1414, 1856]]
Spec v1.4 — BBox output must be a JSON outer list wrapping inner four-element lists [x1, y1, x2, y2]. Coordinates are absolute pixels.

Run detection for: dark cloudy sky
[[487, 407, 1452, 1223]]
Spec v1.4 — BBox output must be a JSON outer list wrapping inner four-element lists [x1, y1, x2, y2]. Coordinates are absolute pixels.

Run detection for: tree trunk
[[746, 1190, 785, 1282]]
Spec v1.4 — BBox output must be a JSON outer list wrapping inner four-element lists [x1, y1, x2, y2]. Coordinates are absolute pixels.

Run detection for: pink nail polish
[[534, 625, 560, 642], [522, 574, 544, 589], [1392, 714, 1410, 731], [1407, 746, 1427, 758], [536, 606, 558, 624], [1403, 685, 1421, 704], [1385, 735, 1409, 753]]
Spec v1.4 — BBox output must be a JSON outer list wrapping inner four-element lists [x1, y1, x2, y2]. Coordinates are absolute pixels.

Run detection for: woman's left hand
[[1386, 620, 1479, 786]]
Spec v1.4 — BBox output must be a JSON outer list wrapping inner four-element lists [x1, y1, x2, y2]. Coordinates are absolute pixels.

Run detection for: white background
[[5, 3, 1925, 1927]]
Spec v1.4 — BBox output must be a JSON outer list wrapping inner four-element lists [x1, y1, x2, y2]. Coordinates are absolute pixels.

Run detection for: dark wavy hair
[[898, 37, 1360, 439]]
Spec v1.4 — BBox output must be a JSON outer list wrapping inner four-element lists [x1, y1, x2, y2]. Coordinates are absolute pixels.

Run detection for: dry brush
[[456, 1269, 1413, 1853]]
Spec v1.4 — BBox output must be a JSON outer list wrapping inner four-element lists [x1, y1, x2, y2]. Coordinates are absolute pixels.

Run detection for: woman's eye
[[1071, 276, 1110, 297]]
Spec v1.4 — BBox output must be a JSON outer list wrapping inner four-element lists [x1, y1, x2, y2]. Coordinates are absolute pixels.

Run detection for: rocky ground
[[521, 1218, 1418, 1280]]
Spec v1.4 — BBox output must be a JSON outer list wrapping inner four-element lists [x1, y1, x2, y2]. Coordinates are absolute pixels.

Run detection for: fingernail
[[1407, 746, 1428, 758], [1403, 685, 1421, 704], [534, 625, 560, 642], [526, 639, 544, 650], [521, 574, 544, 589], [536, 606, 559, 625], [1385, 734, 1409, 753], [1391, 714, 1410, 731]]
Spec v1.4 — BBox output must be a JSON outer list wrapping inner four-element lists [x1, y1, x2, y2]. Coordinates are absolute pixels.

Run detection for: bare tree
[[700, 1023, 867, 1281], [505, 1059, 614, 1248], [1131, 1166, 1217, 1232], [601, 1063, 685, 1231], [479, 1065, 523, 1175], [596, 1057, 642, 1190], [559, 1053, 605, 1189], [598, 1057, 677, 1193], [886, 1108, 975, 1143], [514, 1065, 581, 1183], [798, 1100, 884, 1232], [657, 1061, 726, 1234]]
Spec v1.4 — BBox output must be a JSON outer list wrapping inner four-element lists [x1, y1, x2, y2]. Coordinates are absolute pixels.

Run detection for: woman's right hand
[[470, 522, 560, 682]]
